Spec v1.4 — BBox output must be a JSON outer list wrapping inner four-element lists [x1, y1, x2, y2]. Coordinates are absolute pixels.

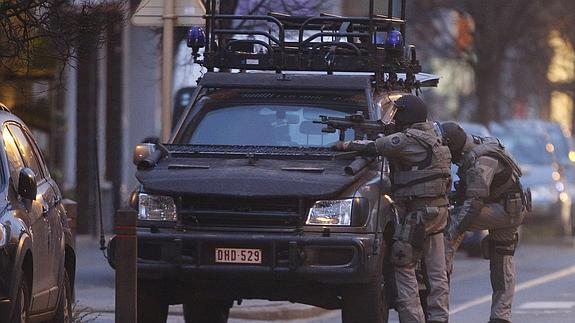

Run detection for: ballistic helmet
[[393, 95, 428, 126], [441, 121, 467, 158]]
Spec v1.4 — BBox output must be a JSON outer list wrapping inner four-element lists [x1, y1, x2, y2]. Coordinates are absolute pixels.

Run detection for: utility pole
[[162, 0, 175, 142], [132, 0, 205, 141]]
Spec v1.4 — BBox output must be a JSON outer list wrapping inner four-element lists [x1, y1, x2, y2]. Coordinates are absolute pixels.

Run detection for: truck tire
[[183, 299, 232, 323], [341, 269, 389, 323], [341, 277, 389, 323], [51, 271, 73, 323], [138, 280, 169, 323]]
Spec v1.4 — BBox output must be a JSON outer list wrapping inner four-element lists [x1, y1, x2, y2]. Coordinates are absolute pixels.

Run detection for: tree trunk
[[76, 33, 99, 235], [106, 15, 123, 216], [473, 60, 503, 124]]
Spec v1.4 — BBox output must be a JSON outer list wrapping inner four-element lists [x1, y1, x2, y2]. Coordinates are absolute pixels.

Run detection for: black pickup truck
[[129, 72, 400, 323], [109, 1, 442, 321]]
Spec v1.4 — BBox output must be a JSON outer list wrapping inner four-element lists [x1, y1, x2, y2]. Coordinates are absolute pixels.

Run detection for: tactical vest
[[458, 136, 523, 201], [391, 127, 452, 199]]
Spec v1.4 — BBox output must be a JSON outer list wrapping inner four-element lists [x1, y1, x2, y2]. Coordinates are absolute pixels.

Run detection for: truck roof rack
[[190, 0, 426, 89]]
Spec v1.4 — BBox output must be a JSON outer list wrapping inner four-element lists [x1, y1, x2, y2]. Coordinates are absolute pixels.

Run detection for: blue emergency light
[[187, 26, 206, 59], [385, 30, 403, 49]]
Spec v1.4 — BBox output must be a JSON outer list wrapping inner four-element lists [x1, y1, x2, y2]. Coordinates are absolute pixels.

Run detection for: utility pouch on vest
[[504, 192, 522, 216], [422, 206, 439, 221], [523, 188, 532, 212]]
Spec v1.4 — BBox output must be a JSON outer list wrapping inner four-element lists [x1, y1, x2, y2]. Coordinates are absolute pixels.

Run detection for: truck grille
[[179, 196, 307, 228]]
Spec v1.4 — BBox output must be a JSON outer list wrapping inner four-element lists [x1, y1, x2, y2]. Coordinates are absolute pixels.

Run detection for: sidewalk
[[74, 235, 334, 322]]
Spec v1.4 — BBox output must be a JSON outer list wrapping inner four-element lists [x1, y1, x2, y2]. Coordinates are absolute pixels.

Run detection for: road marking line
[[451, 264, 575, 315], [517, 301, 575, 309]]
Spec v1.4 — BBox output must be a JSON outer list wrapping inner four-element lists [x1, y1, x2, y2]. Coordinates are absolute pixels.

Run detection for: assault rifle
[[314, 112, 393, 141]]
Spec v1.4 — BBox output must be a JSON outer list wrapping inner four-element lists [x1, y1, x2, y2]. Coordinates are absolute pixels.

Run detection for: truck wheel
[[51, 271, 73, 323], [183, 299, 232, 323], [138, 281, 169, 323], [341, 273, 389, 323], [10, 275, 29, 323]]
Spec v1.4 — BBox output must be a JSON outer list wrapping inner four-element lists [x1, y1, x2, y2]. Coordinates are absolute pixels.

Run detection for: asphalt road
[[74, 235, 575, 323]]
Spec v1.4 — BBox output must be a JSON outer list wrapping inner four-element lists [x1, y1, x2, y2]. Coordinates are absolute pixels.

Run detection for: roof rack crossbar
[[224, 39, 275, 55], [297, 16, 404, 43], [205, 14, 285, 42], [214, 29, 283, 47], [307, 42, 362, 57], [301, 32, 370, 47]]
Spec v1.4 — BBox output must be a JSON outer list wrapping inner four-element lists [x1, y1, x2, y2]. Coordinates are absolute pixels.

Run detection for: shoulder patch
[[391, 136, 401, 145]]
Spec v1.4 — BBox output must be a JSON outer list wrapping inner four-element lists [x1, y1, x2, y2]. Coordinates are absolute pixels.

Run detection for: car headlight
[[306, 199, 354, 226], [138, 193, 177, 221], [0, 223, 7, 248]]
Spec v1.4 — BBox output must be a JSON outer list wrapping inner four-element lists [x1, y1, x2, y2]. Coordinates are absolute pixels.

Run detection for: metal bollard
[[115, 209, 137, 323]]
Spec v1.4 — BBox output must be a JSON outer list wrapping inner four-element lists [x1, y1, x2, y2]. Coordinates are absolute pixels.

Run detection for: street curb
[[229, 302, 333, 321], [79, 303, 334, 321]]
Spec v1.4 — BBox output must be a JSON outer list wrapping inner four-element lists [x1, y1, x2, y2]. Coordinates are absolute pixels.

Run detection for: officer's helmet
[[392, 95, 428, 126], [441, 121, 467, 160]]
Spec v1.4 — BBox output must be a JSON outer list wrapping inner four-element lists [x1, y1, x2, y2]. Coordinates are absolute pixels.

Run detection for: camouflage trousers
[[393, 206, 449, 323], [445, 203, 525, 322]]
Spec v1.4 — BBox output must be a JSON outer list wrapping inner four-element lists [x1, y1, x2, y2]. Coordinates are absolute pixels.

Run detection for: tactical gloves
[[332, 140, 378, 155]]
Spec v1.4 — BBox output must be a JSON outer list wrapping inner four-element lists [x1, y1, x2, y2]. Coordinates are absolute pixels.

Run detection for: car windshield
[[185, 104, 355, 147]]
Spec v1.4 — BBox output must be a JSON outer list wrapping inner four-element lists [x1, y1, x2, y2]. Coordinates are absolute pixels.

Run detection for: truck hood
[[136, 156, 373, 199]]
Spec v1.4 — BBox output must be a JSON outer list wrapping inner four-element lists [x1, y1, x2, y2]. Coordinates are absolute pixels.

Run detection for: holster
[[390, 208, 436, 266]]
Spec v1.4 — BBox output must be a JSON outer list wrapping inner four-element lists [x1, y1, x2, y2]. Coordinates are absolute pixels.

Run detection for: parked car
[[0, 103, 75, 322], [491, 120, 572, 236], [541, 121, 575, 236]]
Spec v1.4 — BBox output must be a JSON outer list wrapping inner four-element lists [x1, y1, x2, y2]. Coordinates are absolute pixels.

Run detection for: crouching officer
[[335, 95, 451, 323], [440, 122, 529, 323]]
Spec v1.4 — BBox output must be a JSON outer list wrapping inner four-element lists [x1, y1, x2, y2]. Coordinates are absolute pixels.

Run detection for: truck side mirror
[[133, 143, 156, 166], [18, 168, 36, 200]]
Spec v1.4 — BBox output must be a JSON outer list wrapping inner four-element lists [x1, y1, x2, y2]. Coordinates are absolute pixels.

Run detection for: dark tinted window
[[7, 125, 43, 181]]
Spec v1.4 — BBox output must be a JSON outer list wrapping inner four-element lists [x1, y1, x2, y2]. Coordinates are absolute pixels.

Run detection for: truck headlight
[[138, 193, 177, 221], [306, 199, 354, 226], [0, 223, 7, 248]]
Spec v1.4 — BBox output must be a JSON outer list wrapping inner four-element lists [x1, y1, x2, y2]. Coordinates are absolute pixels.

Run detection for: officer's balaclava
[[441, 121, 467, 164]]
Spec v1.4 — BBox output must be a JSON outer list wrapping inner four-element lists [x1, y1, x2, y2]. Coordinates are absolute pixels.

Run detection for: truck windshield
[[185, 104, 354, 147]]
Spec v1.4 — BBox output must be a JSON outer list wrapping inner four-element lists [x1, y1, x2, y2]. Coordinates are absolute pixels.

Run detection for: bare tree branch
[[0, 0, 126, 76]]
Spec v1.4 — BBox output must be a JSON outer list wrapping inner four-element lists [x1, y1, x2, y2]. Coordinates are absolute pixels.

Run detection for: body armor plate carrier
[[392, 128, 452, 199]]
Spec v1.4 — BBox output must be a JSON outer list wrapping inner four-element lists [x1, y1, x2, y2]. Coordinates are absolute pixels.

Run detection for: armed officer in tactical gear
[[336, 95, 451, 323], [441, 121, 528, 323]]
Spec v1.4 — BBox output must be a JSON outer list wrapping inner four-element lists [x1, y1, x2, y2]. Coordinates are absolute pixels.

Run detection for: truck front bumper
[[128, 228, 380, 285]]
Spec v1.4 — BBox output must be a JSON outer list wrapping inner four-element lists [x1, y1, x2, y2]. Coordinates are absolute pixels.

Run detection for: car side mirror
[[18, 168, 36, 201], [133, 143, 156, 166]]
